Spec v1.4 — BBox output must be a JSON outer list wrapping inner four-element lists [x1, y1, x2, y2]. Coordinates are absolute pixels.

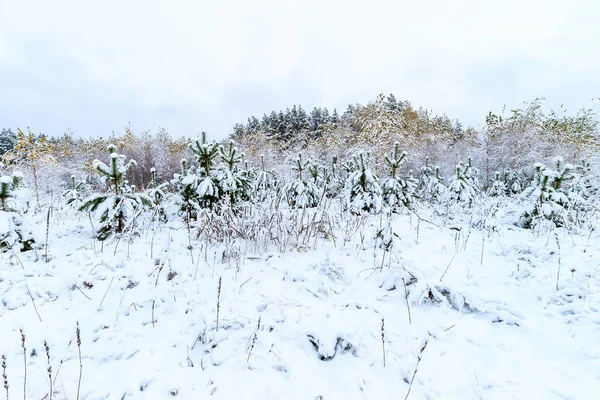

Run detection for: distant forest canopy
[[231, 93, 465, 143], [1, 93, 599, 191]]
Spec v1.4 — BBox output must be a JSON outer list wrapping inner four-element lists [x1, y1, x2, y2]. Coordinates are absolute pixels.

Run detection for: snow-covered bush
[[80, 144, 153, 240], [381, 142, 417, 212], [344, 152, 382, 214]]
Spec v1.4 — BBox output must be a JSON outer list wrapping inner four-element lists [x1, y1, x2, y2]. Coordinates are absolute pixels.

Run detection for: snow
[[1, 205, 599, 399], [0, 176, 12, 184], [0, 210, 10, 235]]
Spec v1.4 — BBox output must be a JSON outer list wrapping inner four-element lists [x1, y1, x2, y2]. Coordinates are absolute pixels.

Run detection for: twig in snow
[[98, 276, 114, 308], [405, 340, 428, 400], [73, 285, 92, 300], [186, 347, 193, 367], [152, 301, 156, 327], [24, 281, 42, 322], [439, 256, 455, 282], [444, 324, 456, 332], [480, 238, 485, 266], [247, 317, 261, 363], [238, 277, 252, 294]]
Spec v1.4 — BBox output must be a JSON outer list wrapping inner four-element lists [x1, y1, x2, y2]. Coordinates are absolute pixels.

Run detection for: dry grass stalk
[[2, 354, 8, 400], [402, 278, 412, 324], [216, 277, 222, 332], [76, 323, 82, 400], [381, 319, 386, 367], [44, 340, 52, 400], [247, 317, 261, 363]]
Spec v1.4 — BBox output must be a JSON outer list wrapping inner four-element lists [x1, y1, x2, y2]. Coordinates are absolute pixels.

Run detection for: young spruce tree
[[80, 144, 152, 240]]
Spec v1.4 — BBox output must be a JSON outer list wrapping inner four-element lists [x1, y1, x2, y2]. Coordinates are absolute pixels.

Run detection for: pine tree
[[79, 144, 152, 240], [0, 128, 16, 157], [345, 152, 382, 214], [519, 158, 587, 229], [0, 175, 16, 212], [503, 169, 522, 195], [488, 171, 506, 197], [62, 175, 84, 207], [189, 133, 220, 209], [0, 174, 35, 252], [215, 140, 252, 205], [324, 155, 343, 199], [171, 158, 200, 221], [381, 143, 417, 212], [146, 167, 169, 222], [282, 153, 321, 208], [447, 158, 478, 206], [418, 158, 446, 202], [253, 155, 277, 202]]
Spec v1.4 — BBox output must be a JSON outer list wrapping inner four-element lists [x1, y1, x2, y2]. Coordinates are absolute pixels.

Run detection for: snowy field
[[1, 204, 599, 400]]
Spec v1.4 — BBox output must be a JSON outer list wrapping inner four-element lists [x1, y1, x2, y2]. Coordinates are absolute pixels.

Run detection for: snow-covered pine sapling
[[148, 168, 167, 203], [0, 175, 15, 212], [418, 158, 446, 203], [10, 171, 22, 190], [519, 158, 586, 229], [447, 159, 478, 206], [171, 159, 200, 221], [62, 175, 84, 207], [181, 159, 188, 176], [345, 151, 382, 214], [572, 159, 597, 206], [253, 155, 276, 202], [282, 153, 320, 208], [488, 171, 506, 197], [381, 142, 417, 212], [0, 174, 35, 252], [503, 169, 522, 195], [189, 133, 220, 209], [324, 155, 343, 199], [215, 140, 251, 206], [79, 144, 153, 240], [146, 167, 169, 222], [418, 157, 434, 192]]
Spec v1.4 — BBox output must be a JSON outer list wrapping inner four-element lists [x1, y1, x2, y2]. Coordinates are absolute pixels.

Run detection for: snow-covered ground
[[1, 206, 599, 400]]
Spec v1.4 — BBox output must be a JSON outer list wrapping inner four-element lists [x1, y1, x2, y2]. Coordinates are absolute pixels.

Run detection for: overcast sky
[[1, 0, 599, 139]]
